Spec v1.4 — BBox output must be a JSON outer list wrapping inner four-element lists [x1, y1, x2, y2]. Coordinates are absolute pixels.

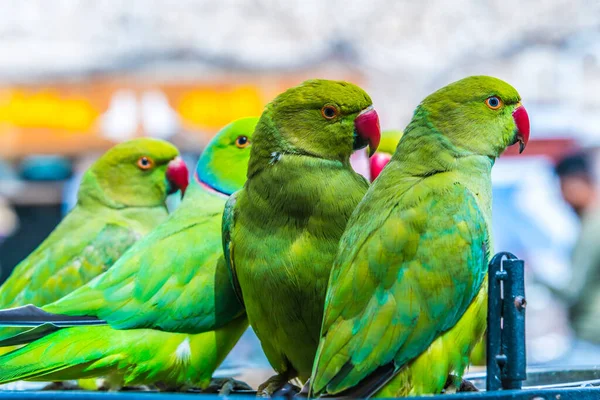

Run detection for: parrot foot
[[443, 375, 479, 394], [202, 377, 253, 395], [42, 381, 82, 391], [257, 373, 300, 398], [458, 379, 479, 392], [271, 383, 301, 398]]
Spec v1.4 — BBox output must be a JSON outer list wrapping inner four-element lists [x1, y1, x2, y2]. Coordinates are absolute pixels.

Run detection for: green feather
[[223, 80, 371, 383], [0, 315, 248, 389], [310, 76, 525, 397], [42, 118, 259, 332], [44, 187, 244, 332], [0, 118, 258, 388], [0, 138, 180, 344]]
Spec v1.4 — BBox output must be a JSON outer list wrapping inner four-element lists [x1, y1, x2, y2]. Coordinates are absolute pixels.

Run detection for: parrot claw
[[257, 373, 300, 398], [203, 377, 253, 396], [458, 379, 479, 392], [443, 375, 479, 394]]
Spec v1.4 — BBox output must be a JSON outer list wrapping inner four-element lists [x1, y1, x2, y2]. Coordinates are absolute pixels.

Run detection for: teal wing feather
[[310, 182, 488, 395], [222, 191, 244, 307], [43, 197, 245, 333]]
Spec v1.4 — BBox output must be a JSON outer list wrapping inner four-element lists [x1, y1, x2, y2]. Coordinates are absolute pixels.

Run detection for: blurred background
[[0, 0, 598, 382]]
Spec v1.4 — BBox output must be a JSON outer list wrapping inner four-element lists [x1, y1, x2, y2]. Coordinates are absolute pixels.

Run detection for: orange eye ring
[[137, 156, 154, 170], [321, 105, 339, 120], [485, 96, 503, 110], [235, 135, 250, 148]]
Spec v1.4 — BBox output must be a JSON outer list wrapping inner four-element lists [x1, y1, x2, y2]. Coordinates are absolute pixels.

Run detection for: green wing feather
[[0, 189, 249, 388], [311, 182, 488, 395], [0, 315, 248, 389], [43, 191, 244, 333], [222, 191, 244, 307], [0, 206, 152, 342], [0, 207, 141, 309]]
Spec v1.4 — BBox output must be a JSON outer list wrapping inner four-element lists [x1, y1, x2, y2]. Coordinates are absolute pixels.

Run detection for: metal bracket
[[486, 252, 527, 391]]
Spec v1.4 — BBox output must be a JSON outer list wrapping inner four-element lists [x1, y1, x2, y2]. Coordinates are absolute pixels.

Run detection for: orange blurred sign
[[178, 85, 264, 130], [0, 89, 99, 131], [0, 71, 363, 158]]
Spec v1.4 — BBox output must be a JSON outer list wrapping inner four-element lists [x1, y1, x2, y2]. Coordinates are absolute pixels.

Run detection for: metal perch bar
[[486, 252, 527, 392]]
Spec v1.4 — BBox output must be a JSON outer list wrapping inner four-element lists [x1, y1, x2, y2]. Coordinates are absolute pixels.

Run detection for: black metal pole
[[486, 252, 527, 391], [501, 257, 527, 389]]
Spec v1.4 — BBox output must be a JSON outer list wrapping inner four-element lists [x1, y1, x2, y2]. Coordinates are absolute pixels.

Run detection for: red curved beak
[[512, 104, 530, 154], [369, 152, 392, 181], [354, 106, 381, 157], [166, 157, 189, 197]]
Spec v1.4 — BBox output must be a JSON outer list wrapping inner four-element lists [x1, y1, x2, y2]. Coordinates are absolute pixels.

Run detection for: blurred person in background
[[553, 151, 600, 362]]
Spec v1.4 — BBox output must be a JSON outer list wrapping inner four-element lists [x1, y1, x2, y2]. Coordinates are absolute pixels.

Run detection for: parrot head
[[419, 75, 530, 157], [83, 138, 189, 207], [370, 129, 403, 181], [195, 117, 259, 196], [251, 79, 381, 168]]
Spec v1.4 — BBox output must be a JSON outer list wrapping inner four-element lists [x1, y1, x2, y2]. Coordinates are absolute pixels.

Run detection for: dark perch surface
[[1, 388, 600, 399]]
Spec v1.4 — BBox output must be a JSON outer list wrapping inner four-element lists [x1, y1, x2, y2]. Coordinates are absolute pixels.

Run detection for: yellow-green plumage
[[469, 327, 487, 367], [222, 80, 377, 395], [0, 118, 259, 389], [42, 189, 243, 333], [0, 138, 182, 346], [310, 76, 528, 397], [376, 277, 487, 396], [0, 316, 247, 390]]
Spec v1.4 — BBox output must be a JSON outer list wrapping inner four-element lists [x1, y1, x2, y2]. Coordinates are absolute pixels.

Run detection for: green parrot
[[0, 117, 259, 391], [222, 79, 381, 396], [369, 129, 403, 181], [0, 138, 188, 348], [309, 76, 530, 398], [372, 130, 495, 371]]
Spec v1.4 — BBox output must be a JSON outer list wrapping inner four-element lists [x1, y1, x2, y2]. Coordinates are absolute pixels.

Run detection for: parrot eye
[[321, 105, 339, 120], [235, 136, 250, 149], [137, 156, 154, 170], [485, 96, 503, 110]]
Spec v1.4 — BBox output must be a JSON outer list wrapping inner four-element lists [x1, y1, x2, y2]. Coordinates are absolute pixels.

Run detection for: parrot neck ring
[[512, 104, 530, 154], [194, 172, 231, 198], [353, 106, 381, 157], [166, 157, 190, 196]]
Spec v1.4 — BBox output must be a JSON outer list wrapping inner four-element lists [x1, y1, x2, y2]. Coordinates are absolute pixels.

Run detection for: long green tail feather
[[0, 316, 249, 389]]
